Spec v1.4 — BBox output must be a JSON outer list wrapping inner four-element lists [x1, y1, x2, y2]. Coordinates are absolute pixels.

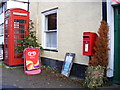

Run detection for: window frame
[[0, 4, 3, 15], [0, 23, 4, 37], [42, 8, 58, 51], [0, 3, 7, 15]]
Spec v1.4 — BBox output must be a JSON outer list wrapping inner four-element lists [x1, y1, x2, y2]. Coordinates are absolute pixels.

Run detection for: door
[[14, 19, 27, 59], [114, 5, 120, 84]]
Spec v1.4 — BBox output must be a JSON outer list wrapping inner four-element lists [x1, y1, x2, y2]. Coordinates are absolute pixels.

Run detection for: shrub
[[15, 20, 43, 53], [89, 21, 109, 67], [84, 65, 105, 88]]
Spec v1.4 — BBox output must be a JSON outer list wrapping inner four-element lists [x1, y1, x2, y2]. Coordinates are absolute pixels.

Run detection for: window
[[42, 9, 58, 50], [0, 3, 7, 15], [0, 24, 4, 37], [0, 4, 3, 15], [3, 3, 7, 12]]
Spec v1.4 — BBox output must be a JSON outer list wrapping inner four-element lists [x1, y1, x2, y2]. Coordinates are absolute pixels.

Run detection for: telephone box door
[[4, 8, 29, 66]]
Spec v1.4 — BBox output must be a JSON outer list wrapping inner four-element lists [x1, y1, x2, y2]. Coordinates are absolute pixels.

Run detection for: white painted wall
[[30, 2, 102, 65], [7, 1, 28, 10]]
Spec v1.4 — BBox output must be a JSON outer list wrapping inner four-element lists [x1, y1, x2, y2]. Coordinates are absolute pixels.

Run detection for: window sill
[[44, 49, 58, 52], [44, 30, 57, 33]]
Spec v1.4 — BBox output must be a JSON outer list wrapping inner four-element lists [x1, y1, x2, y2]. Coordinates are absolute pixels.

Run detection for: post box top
[[83, 32, 97, 36], [83, 32, 96, 35]]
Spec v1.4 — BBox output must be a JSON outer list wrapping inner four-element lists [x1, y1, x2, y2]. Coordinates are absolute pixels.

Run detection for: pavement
[[0, 61, 82, 89], [1, 60, 120, 90]]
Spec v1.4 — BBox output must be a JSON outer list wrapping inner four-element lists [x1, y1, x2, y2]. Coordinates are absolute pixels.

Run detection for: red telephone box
[[4, 8, 29, 66], [83, 32, 97, 56]]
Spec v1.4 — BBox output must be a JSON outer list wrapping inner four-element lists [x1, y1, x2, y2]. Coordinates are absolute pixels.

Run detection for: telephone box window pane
[[14, 35, 25, 38], [14, 35, 18, 38], [14, 22, 19, 28], [14, 19, 26, 24], [20, 30, 25, 33], [14, 50, 18, 54], [21, 35, 24, 38], [14, 30, 18, 34], [0, 24, 4, 36], [15, 30, 25, 34], [19, 25, 25, 29], [14, 39, 22, 44], [14, 54, 22, 58], [14, 23, 25, 29], [46, 13, 57, 30], [14, 40, 19, 43], [14, 19, 26, 29]]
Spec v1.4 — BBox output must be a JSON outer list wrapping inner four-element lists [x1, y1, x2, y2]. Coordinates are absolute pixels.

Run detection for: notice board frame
[[61, 53, 75, 77], [24, 48, 41, 75]]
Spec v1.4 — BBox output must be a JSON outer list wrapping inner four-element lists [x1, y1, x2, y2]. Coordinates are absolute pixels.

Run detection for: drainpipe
[[28, 0, 30, 11], [2, 43, 4, 61], [102, 0, 107, 21]]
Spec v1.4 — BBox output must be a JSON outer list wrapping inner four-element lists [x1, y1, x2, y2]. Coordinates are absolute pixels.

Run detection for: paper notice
[[85, 44, 88, 52]]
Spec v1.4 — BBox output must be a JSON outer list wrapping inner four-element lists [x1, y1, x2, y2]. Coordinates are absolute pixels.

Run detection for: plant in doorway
[[84, 21, 110, 88], [15, 20, 43, 56]]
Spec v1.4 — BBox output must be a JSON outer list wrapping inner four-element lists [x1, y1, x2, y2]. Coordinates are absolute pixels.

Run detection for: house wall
[[30, 1, 102, 66], [7, 1, 28, 10]]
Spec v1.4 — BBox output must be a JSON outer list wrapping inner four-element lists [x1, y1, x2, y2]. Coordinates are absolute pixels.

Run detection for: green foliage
[[15, 20, 43, 53], [44, 66, 54, 71], [84, 65, 105, 88]]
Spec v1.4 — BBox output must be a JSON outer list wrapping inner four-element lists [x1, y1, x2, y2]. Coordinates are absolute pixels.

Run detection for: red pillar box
[[24, 48, 41, 75], [83, 32, 98, 56]]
